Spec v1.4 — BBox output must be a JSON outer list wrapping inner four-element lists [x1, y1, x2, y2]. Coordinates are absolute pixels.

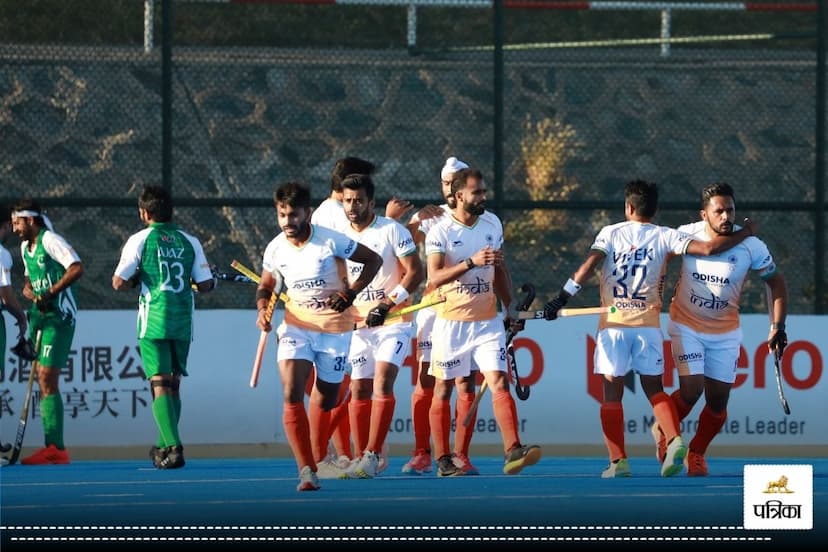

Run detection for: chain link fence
[[0, 0, 823, 314]]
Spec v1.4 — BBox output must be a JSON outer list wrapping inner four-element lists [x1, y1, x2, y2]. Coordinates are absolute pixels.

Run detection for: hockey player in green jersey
[[12, 199, 84, 465], [113, 185, 216, 469]]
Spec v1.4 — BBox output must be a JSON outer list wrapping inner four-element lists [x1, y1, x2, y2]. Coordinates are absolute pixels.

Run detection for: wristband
[[563, 278, 582, 297], [388, 284, 410, 305], [465, 258, 475, 270], [771, 322, 785, 331]]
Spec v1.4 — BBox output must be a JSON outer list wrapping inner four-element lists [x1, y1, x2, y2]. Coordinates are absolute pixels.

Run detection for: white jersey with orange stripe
[[591, 220, 691, 331], [262, 224, 358, 334], [669, 220, 776, 334], [344, 215, 417, 324], [424, 211, 503, 322]]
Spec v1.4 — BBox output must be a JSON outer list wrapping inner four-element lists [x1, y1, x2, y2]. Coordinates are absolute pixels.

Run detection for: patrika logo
[[744, 465, 812, 530], [763, 475, 793, 494]]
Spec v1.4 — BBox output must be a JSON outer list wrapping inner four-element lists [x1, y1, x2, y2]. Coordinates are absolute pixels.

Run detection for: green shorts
[[139, 338, 191, 378], [32, 317, 75, 370]]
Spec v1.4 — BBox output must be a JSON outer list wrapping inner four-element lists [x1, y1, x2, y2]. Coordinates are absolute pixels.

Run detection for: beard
[[282, 221, 308, 237], [464, 202, 484, 216]]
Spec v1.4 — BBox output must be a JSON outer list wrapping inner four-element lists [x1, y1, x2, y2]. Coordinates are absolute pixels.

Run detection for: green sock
[[157, 395, 182, 448], [152, 394, 181, 447], [173, 394, 181, 422], [40, 393, 65, 449]]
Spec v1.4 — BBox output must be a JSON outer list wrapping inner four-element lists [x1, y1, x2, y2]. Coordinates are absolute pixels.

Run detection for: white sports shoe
[[660, 435, 687, 477], [601, 458, 632, 478], [316, 458, 347, 479], [297, 465, 321, 491], [348, 450, 380, 479]]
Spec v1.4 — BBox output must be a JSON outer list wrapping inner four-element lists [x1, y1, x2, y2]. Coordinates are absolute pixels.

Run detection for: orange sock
[[689, 406, 727, 455], [330, 404, 352, 459], [282, 402, 315, 472], [650, 391, 681, 442], [307, 401, 331, 463], [349, 398, 372, 456], [367, 394, 395, 453], [492, 390, 520, 454], [327, 383, 352, 458], [453, 391, 476, 455], [411, 389, 433, 452], [671, 389, 694, 421], [600, 402, 626, 462], [429, 397, 451, 459]]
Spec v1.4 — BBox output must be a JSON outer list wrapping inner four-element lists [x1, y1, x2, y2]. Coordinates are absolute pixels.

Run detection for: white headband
[[11, 210, 41, 218]]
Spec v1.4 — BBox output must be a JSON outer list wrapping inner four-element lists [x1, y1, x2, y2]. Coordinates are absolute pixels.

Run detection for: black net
[[0, 0, 822, 313]]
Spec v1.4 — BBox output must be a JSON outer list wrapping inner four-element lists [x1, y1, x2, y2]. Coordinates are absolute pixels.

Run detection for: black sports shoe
[[436, 454, 462, 477], [502, 444, 541, 475], [149, 445, 167, 468], [156, 445, 185, 469]]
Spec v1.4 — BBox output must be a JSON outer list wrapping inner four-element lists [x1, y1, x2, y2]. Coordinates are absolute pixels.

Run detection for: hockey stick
[[353, 296, 446, 329], [230, 260, 290, 303], [773, 349, 791, 415], [517, 305, 616, 319], [250, 290, 279, 388], [463, 283, 535, 427], [508, 283, 535, 400], [230, 261, 288, 388], [213, 269, 255, 284], [1, 329, 42, 466]]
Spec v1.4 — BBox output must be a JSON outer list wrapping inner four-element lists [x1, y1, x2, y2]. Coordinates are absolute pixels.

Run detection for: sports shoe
[[156, 445, 185, 469], [297, 465, 321, 491], [21, 444, 70, 465], [660, 436, 687, 477], [348, 450, 380, 479], [334, 455, 353, 469], [149, 445, 166, 468], [601, 458, 632, 478], [316, 458, 348, 479], [436, 454, 463, 477], [452, 452, 480, 475], [685, 451, 709, 477], [401, 448, 432, 475], [650, 422, 667, 463], [503, 444, 541, 475]]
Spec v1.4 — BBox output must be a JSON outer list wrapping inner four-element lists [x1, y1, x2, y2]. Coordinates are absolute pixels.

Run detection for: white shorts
[[593, 326, 665, 377], [415, 307, 437, 363], [276, 323, 351, 384], [667, 319, 742, 384], [429, 317, 506, 380], [349, 323, 414, 380]]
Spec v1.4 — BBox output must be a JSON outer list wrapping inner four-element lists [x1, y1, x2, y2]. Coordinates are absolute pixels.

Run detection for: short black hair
[[625, 179, 658, 218], [274, 181, 311, 209], [450, 167, 483, 197], [138, 185, 173, 222], [330, 157, 375, 193], [341, 173, 375, 200], [701, 182, 735, 208]]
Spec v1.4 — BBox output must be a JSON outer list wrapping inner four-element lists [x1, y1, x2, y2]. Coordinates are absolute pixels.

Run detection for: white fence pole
[[660, 8, 671, 57], [144, 0, 155, 53]]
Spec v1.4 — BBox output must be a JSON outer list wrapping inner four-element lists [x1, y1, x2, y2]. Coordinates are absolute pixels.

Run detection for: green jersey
[[113, 222, 212, 340], [20, 228, 80, 322]]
